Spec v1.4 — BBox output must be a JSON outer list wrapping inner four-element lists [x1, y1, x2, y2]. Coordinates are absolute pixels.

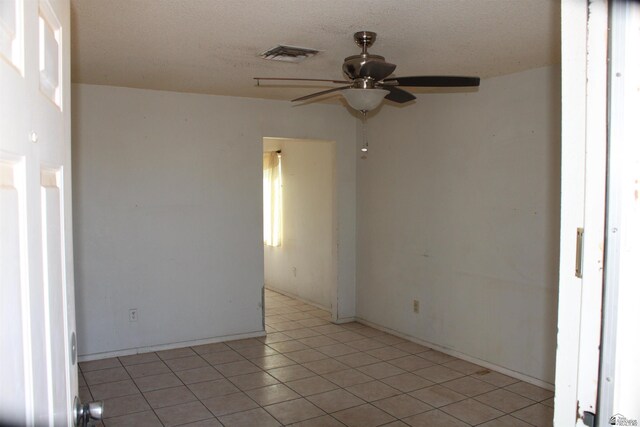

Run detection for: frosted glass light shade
[[342, 88, 389, 112]]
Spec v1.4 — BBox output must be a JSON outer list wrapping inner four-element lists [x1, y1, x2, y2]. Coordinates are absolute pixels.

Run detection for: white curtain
[[263, 151, 282, 246]]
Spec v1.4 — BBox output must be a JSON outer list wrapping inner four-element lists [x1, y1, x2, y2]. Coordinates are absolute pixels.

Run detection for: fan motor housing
[[343, 54, 386, 80]]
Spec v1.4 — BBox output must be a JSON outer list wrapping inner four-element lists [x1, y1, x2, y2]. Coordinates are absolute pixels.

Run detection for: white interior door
[[0, 0, 76, 425]]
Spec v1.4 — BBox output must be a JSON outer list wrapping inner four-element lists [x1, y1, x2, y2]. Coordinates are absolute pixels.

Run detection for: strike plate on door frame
[[576, 227, 584, 278]]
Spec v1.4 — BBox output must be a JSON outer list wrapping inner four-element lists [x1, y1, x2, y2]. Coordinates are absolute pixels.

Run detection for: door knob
[[74, 396, 104, 426]]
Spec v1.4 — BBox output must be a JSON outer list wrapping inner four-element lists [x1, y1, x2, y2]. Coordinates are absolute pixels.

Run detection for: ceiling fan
[[254, 31, 480, 114]]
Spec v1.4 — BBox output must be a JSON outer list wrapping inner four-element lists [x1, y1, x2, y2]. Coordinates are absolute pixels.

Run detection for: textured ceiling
[[70, 0, 560, 101]]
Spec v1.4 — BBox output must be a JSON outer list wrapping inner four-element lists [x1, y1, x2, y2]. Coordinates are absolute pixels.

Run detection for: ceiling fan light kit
[[342, 88, 389, 112]]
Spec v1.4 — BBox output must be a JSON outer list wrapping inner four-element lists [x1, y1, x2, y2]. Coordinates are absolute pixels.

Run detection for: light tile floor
[[80, 289, 554, 426]]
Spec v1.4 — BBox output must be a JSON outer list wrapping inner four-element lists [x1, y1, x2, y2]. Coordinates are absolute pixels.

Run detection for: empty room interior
[[48, 0, 567, 426], [70, 1, 561, 426]]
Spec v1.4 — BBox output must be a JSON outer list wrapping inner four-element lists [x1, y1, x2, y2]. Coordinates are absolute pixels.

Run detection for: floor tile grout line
[[184, 344, 297, 423], [93, 352, 158, 423], [128, 352, 179, 424]]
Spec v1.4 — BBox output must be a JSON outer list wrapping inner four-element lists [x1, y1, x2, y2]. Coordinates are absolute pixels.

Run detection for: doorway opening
[[262, 137, 338, 325]]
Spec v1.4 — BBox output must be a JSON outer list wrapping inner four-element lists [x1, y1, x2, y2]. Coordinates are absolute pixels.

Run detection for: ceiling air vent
[[260, 45, 319, 63]]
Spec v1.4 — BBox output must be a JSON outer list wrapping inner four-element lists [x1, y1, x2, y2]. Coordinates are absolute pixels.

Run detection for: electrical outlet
[[413, 300, 420, 313], [129, 309, 138, 322]]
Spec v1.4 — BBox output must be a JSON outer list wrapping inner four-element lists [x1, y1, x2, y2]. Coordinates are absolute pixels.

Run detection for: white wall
[[263, 138, 335, 308], [72, 84, 356, 357], [356, 66, 561, 385]]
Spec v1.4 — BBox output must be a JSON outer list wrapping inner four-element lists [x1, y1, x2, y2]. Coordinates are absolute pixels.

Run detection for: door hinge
[[576, 227, 584, 278]]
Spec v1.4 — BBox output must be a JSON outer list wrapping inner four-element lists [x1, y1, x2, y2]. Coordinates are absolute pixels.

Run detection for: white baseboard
[[77, 330, 266, 362], [355, 317, 555, 392]]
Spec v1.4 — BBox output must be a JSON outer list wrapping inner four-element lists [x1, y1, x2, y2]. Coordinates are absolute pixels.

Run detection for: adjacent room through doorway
[[262, 137, 338, 319]]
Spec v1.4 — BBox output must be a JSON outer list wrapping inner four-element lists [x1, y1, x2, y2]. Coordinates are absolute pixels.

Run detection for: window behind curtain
[[263, 151, 282, 246]]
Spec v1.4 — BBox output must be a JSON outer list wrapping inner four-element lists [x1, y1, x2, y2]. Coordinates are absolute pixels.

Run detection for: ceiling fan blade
[[291, 85, 352, 102], [383, 86, 416, 103], [384, 76, 480, 87], [360, 60, 397, 81], [254, 77, 350, 84]]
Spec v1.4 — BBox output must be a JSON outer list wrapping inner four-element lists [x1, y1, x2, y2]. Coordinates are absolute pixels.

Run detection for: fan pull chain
[[360, 111, 369, 154]]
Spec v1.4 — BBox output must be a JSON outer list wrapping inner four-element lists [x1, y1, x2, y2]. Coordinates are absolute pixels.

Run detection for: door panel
[[0, 0, 24, 72], [38, 1, 61, 107], [0, 158, 29, 424], [41, 168, 69, 424]]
